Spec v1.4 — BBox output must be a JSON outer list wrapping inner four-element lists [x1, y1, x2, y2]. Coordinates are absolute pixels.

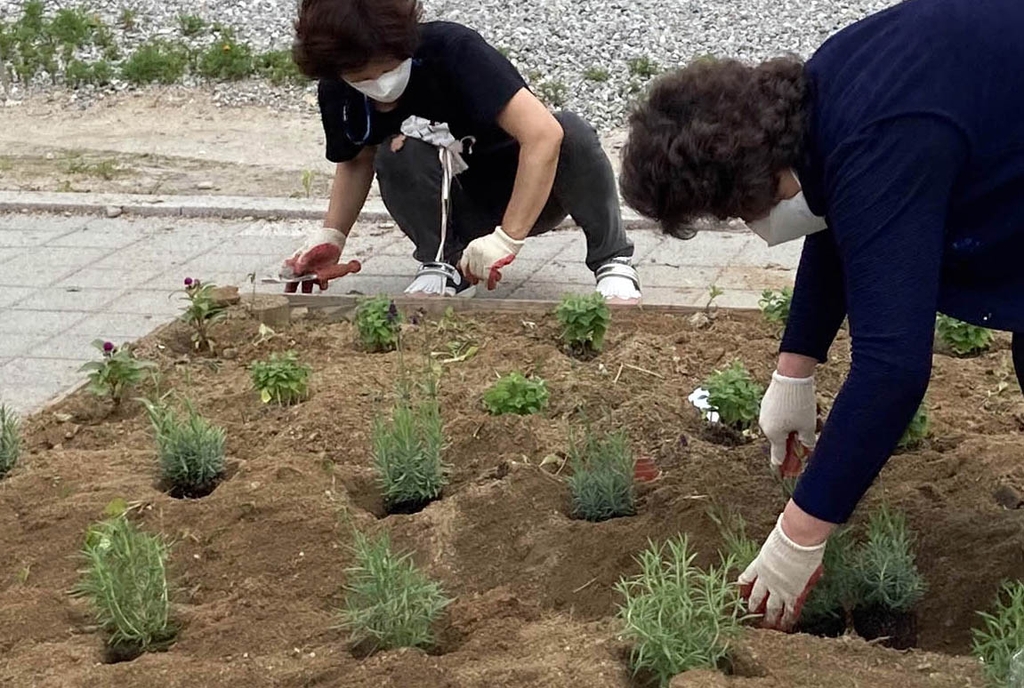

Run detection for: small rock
[[994, 483, 1023, 509], [211, 285, 240, 307], [688, 311, 711, 329], [221, 347, 238, 360], [105, 205, 123, 218], [196, 181, 214, 190], [53, 412, 73, 423]]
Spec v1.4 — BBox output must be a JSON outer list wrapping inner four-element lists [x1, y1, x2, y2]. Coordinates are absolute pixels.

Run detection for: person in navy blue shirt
[[619, 0, 1024, 631]]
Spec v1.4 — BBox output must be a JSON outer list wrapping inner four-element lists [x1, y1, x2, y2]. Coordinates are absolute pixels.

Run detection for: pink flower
[[184, 277, 194, 286], [103, 341, 115, 353]]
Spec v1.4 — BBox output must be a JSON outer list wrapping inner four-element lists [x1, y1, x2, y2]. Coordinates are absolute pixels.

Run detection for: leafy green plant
[[80, 340, 156, 407], [72, 513, 175, 658], [142, 397, 225, 498], [567, 427, 635, 522], [800, 527, 856, 630], [249, 351, 310, 405], [256, 49, 305, 85], [65, 57, 113, 86], [0, 404, 21, 479], [179, 277, 227, 353], [338, 529, 450, 652], [627, 55, 660, 79], [705, 284, 724, 312], [584, 66, 610, 82], [482, 372, 549, 416], [176, 13, 206, 37], [555, 292, 611, 356], [197, 32, 254, 80], [897, 400, 930, 451], [372, 382, 447, 512], [851, 506, 926, 612], [121, 39, 188, 84], [936, 314, 994, 357], [703, 361, 765, 433], [758, 287, 792, 329], [972, 581, 1024, 687], [355, 296, 403, 352], [616, 536, 745, 686]]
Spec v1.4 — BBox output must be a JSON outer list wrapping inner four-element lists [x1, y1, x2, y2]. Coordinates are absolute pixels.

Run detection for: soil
[[2, 306, 1022, 687], [795, 611, 847, 639], [852, 605, 919, 651]]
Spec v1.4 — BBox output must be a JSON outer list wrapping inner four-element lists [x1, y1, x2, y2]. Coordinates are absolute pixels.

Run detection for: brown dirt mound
[[2, 306, 1020, 686]]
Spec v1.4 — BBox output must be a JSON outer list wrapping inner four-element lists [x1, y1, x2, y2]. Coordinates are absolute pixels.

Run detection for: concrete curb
[[0, 189, 662, 229]]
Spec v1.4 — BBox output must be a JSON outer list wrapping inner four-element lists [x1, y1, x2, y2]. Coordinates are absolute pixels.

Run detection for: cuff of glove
[[773, 514, 828, 554], [301, 226, 347, 252], [772, 371, 814, 386], [495, 226, 526, 251]]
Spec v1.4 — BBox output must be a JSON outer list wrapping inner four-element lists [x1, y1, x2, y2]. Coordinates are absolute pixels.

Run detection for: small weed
[[249, 351, 310, 405], [256, 49, 304, 85], [65, 58, 113, 87], [121, 39, 188, 84], [972, 581, 1024, 687], [0, 404, 21, 479], [338, 529, 450, 652], [537, 79, 567, 108], [65, 153, 120, 178], [616, 536, 745, 686], [373, 381, 447, 513], [197, 32, 254, 80], [176, 13, 206, 38], [301, 169, 314, 198], [706, 503, 758, 573], [897, 400, 930, 451], [705, 284, 724, 312], [851, 505, 926, 612], [80, 340, 156, 407], [355, 296, 403, 352], [758, 287, 792, 330], [703, 361, 764, 433], [142, 397, 225, 498], [118, 8, 138, 31], [567, 427, 635, 522], [72, 513, 175, 657], [627, 55, 660, 79], [555, 292, 611, 357], [482, 371, 549, 416], [584, 66, 610, 82], [179, 277, 227, 353], [936, 314, 993, 357]]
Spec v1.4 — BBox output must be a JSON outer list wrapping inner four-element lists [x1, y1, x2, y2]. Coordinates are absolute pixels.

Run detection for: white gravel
[[1, 0, 896, 131]]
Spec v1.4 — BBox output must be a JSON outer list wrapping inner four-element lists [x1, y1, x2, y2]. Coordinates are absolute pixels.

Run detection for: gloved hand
[[759, 371, 817, 477], [458, 227, 524, 290], [281, 227, 350, 293], [739, 514, 825, 630]]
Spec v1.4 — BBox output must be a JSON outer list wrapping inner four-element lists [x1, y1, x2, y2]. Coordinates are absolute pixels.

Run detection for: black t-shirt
[[318, 21, 527, 172]]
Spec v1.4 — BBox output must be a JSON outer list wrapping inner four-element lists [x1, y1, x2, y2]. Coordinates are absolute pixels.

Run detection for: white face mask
[[345, 59, 412, 104], [747, 175, 828, 247]]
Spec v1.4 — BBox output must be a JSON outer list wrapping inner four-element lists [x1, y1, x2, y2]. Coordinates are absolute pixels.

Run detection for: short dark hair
[[293, 0, 422, 80], [619, 56, 807, 232]]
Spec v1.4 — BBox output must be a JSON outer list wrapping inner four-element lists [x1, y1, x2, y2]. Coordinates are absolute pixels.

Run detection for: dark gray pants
[[374, 111, 633, 272]]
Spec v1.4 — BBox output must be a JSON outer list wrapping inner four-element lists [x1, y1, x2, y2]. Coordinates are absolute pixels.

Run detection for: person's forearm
[[500, 135, 562, 240], [324, 147, 376, 235], [777, 352, 818, 378]]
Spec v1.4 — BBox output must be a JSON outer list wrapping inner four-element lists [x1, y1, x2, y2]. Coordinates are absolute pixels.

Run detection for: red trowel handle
[[779, 431, 812, 478], [285, 260, 362, 293]]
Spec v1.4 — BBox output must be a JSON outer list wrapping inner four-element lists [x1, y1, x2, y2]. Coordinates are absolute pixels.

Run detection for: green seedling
[[616, 536, 745, 687], [627, 55, 660, 79], [936, 314, 994, 357], [800, 526, 856, 633], [179, 277, 227, 353], [584, 66, 610, 82], [80, 340, 156, 407], [972, 581, 1024, 687], [706, 502, 758, 573], [482, 371, 549, 416], [567, 427, 636, 522], [255, 49, 305, 85], [706, 284, 724, 312], [555, 292, 611, 356], [72, 513, 175, 658], [142, 397, 225, 498], [118, 8, 137, 31], [851, 505, 926, 612], [300, 169, 315, 198], [197, 32, 254, 80], [355, 296, 403, 352], [0, 404, 21, 479], [249, 351, 310, 405], [121, 39, 188, 84], [338, 529, 450, 652], [373, 387, 446, 513], [703, 361, 765, 433], [897, 400, 930, 451], [758, 287, 792, 329], [176, 13, 205, 37]]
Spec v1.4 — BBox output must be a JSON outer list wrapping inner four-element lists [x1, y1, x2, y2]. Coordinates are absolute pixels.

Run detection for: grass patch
[[176, 14, 206, 38], [121, 39, 189, 85], [537, 78, 567, 108], [197, 32, 254, 80], [0, 404, 21, 479], [256, 49, 305, 85], [627, 55, 660, 79], [567, 427, 636, 522], [972, 581, 1024, 687], [584, 66, 610, 82]]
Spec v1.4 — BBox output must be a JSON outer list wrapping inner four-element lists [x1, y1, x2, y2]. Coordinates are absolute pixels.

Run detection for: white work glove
[[280, 227, 347, 279], [739, 514, 825, 630], [759, 371, 817, 477], [458, 227, 524, 291]]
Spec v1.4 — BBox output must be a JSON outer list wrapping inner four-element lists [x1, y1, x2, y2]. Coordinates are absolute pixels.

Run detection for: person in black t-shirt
[[280, 0, 641, 302]]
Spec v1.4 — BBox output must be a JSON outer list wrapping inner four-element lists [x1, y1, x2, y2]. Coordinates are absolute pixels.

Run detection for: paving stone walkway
[[0, 211, 801, 414]]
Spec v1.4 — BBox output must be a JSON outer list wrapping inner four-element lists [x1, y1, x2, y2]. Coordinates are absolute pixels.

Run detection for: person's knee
[[374, 135, 438, 189], [552, 111, 599, 149]]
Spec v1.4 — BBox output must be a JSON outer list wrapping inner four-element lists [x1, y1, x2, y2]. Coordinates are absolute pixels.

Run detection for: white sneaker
[[404, 262, 477, 298], [595, 257, 642, 304]]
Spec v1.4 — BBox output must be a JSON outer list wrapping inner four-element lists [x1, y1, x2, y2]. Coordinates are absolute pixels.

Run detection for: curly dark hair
[[619, 57, 807, 234], [293, 0, 422, 80]]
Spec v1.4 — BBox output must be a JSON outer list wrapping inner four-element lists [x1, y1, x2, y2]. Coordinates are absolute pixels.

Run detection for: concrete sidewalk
[[0, 211, 800, 415]]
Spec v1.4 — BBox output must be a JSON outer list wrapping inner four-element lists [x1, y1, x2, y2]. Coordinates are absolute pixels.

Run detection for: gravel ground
[[1, 0, 896, 131]]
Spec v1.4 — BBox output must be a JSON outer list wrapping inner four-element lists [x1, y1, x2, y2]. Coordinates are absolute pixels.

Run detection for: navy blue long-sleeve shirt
[[786, 0, 1024, 523]]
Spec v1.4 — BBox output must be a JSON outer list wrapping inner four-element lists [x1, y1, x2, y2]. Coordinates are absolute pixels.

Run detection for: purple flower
[[103, 341, 115, 353], [184, 277, 194, 287]]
